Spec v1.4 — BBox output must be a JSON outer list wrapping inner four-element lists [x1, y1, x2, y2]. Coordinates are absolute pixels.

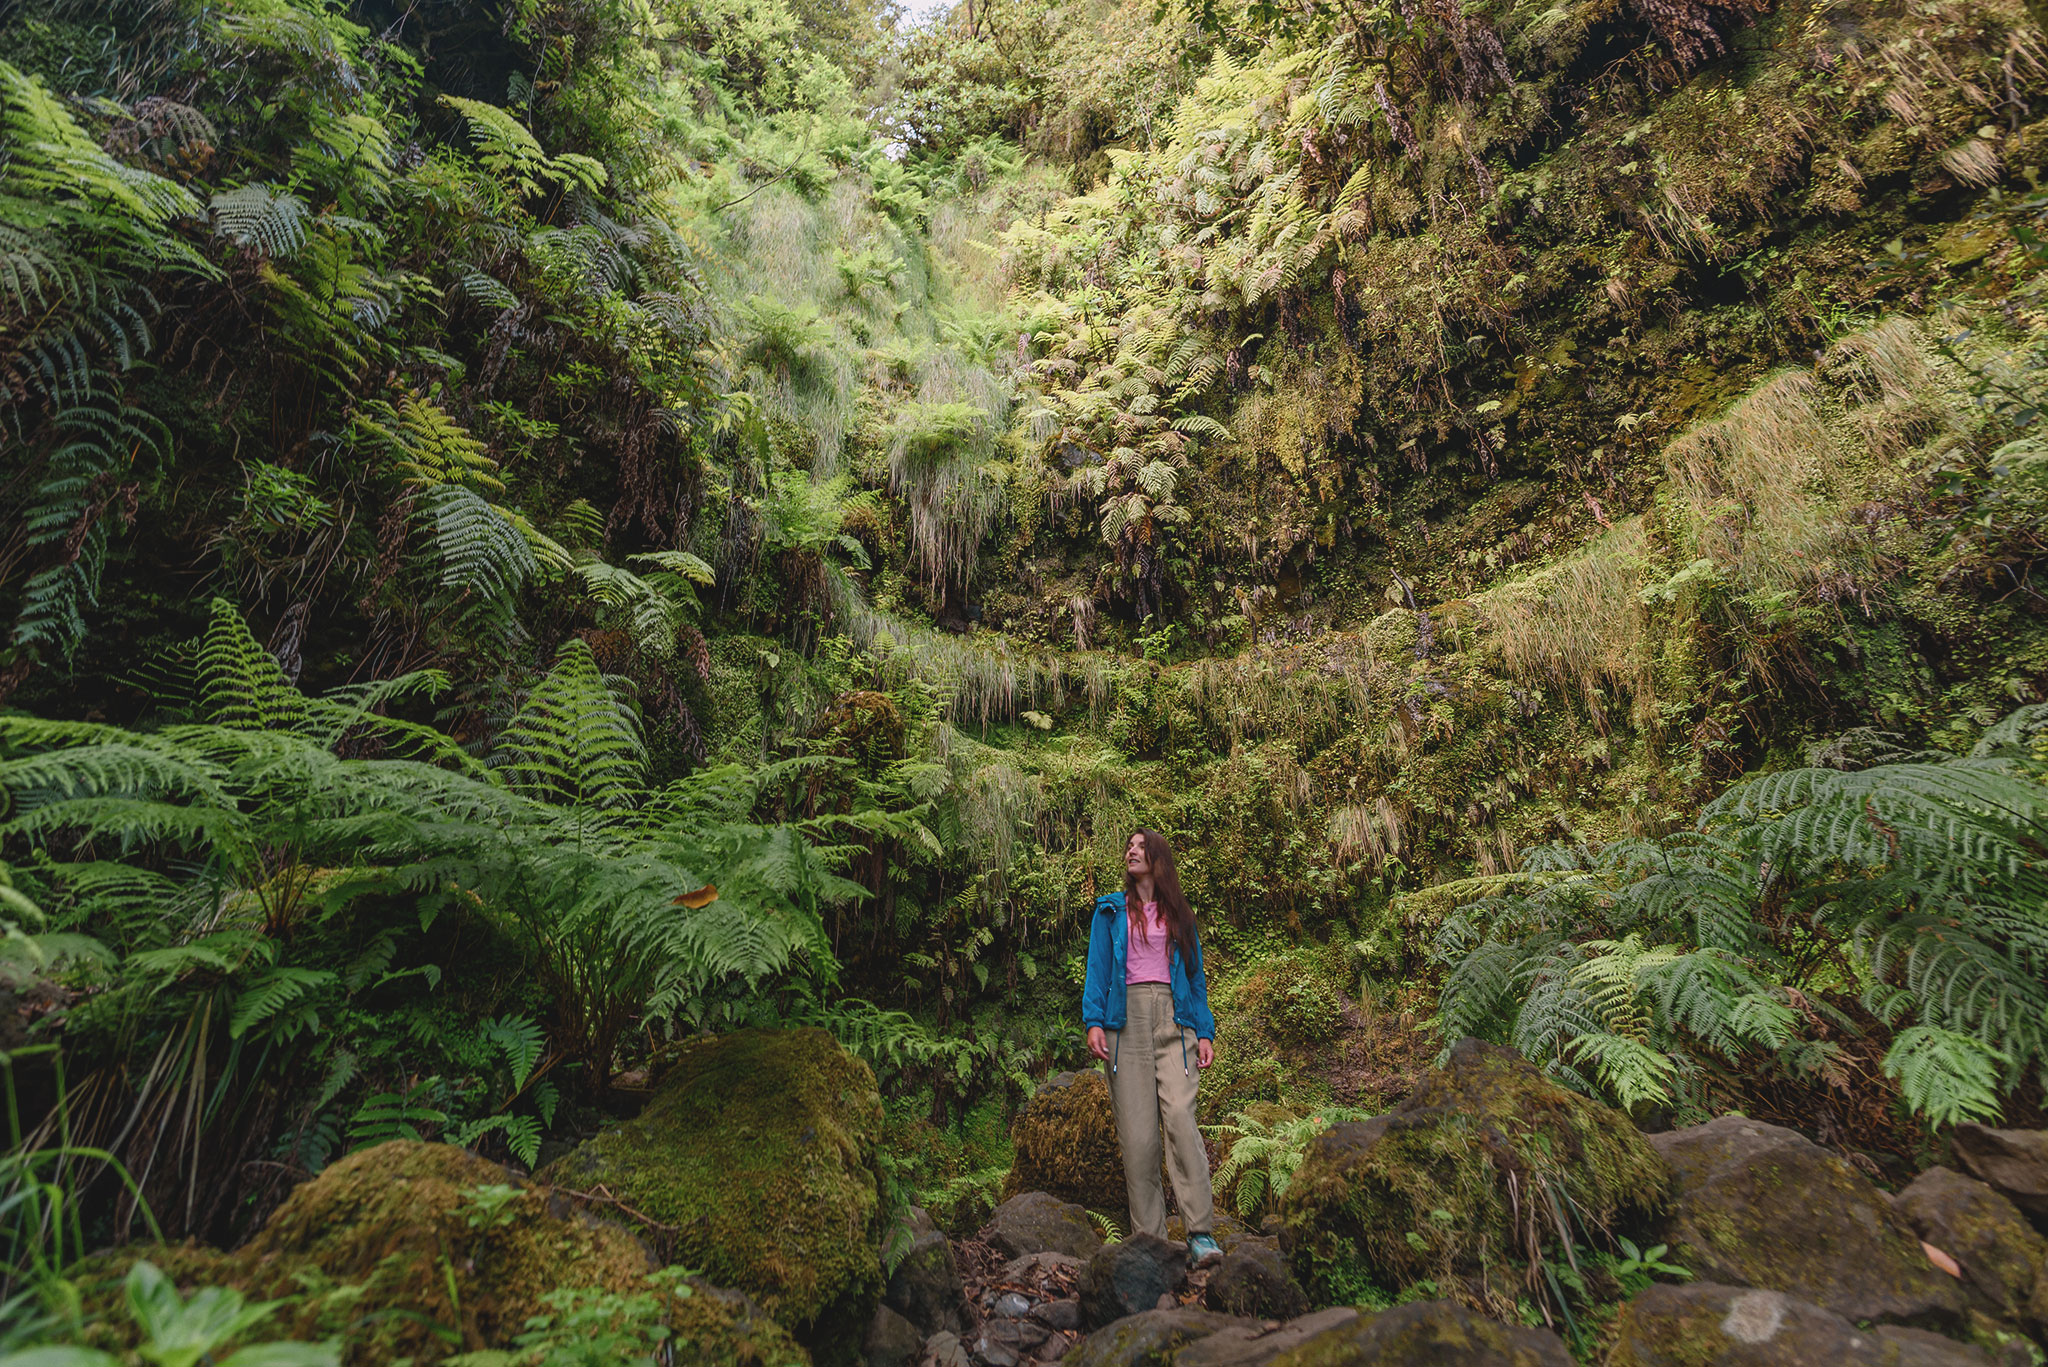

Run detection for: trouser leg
[[1152, 1003, 1215, 1236], [1105, 987, 1167, 1239]]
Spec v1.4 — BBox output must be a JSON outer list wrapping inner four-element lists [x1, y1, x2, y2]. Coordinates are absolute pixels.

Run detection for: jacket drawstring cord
[[1111, 1030, 1120, 1076], [1180, 1026, 1190, 1078]]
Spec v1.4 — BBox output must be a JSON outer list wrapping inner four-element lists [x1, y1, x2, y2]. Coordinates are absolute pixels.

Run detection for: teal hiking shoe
[[1188, 1233, 1224, 1267]]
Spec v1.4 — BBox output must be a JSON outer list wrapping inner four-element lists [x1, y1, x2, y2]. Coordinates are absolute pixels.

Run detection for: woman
[[1080, 829, 1224, 1267]]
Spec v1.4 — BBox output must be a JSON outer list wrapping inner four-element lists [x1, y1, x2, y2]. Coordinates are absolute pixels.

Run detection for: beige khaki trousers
[[1103, 982, 1215, 1239]]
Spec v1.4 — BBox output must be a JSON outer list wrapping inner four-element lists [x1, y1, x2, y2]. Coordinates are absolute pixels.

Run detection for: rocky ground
[[63, 1028, 2048, 1365]]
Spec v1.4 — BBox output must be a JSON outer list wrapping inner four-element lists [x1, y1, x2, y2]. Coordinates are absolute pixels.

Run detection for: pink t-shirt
[[1126, 901, 1171, 984]]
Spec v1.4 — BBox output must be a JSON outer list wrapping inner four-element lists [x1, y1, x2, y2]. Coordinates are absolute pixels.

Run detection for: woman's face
[[1125, 833, 1150, 877]]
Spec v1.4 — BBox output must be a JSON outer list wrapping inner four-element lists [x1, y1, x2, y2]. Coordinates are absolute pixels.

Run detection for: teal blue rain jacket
[[1079, 890, 1217, 1040]]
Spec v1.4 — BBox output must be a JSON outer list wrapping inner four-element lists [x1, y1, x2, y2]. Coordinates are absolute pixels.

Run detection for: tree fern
[[1883, 1027, 2008, 1128], [1436, 706, 2048, 1125]]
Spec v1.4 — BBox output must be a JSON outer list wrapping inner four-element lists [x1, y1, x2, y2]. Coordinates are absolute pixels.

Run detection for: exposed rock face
[[1648, 1117, 1966, 1327], [1005, 1070, 1130, 1212], [1952, 1126, 2048, 1225], [1263, 1299, 1573, 1366], [1606, 1283, 1994, 1366], [984, 1192, 1105, 1261], [1894, 1166, 2048, 1335], [1079, 1234, 1189, 1328], [884, 1207, 965, 1335], [537, 1027, 885, 1364], [1203, 1242, 1311, 1321], [1280, 1038, 1669, 1303], [1065, 1307, 1254, 1367], [70, 1141, 808, 1367]]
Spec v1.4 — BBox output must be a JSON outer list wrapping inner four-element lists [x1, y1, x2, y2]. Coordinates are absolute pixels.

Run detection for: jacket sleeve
[[1188, 926, 1218, 1040], [1080, 909, 1112, 1030]]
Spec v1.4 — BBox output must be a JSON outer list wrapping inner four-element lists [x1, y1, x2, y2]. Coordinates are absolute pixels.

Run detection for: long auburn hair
[[1125, 829, 1199, 971]]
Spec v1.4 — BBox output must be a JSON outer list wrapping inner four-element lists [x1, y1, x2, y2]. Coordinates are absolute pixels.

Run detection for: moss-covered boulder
[[71, 1142, 668, 1365], [537, 1027, 885, 1365], [1649, 1117, 1966, 1328], [1279, 1038, 1668, 1305], [1004, 1069, 1128, 1211], [1606, 1283, 1989, 1367]]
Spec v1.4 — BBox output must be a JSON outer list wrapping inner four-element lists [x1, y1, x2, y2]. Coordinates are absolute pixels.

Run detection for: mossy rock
[[1279, 1038, 1669, 1306], [671, 1278, 816, 1367], [538, 1027, 886, 1366], [1648, 1117, 1967, 1328], [1003, 1069, 1127, 1212], [1895, 1166, 2048, 1335], [1267, 1299, 1572, 1366], [1606, 1283, 1988, 1367], [70, 1142, 659, 1365]]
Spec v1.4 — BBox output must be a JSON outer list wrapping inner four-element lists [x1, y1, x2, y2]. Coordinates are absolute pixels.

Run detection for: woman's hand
[[1088, 1026, 1110, 1062], [1196, 1038, 1214, 1069]]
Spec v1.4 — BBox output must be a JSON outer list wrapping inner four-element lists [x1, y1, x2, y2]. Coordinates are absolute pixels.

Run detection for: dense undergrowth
[[4, 0, 2048, 1353]]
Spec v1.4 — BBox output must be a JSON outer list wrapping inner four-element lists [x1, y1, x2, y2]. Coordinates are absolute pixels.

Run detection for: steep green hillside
[[3, 0, 2047, 1353]]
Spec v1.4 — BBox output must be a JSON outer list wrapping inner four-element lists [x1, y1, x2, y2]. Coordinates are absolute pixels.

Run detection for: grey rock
[[1648, 1116, 1966, 1327], [1065, 1307, 1252, 1367], [888, 1207, 966, 1336], [922, 1329, 971, 1367], [1895, 1166, 2048, 1332], [991, 1292, 1033, 1319], [1176, 1307, 1361, 1367], [970, 1338, 1018, 1367], [975, 1317, 1050, 1362], [1264, 1300, 1570, 1366], [1079, 1233, 1188, 1328], [1203, 1242, 1310, 1321], [984, 1192, 1104, 1262], [1606, 1282, 1993, 1366], [863, 1303, 923, 1367], [1031, 1298, 1082, 1331], [1954, 1126, 2048, 1225]]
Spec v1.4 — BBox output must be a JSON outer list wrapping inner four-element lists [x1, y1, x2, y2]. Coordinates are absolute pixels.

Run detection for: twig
[[712, 167, 794, 215]]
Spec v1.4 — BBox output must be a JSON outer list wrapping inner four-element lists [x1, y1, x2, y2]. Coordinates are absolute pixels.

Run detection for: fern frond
[[493, 641, 646, 808]]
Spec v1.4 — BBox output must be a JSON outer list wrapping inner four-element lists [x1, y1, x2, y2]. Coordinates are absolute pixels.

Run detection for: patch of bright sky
[[894, 0, 953, 27]]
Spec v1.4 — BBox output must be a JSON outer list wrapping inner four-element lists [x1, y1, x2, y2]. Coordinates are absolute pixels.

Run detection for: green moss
[[1003, 1068, 1126, 1211], [669, 1279, 815, 1367], [537, 1028, 885, 1367], [71, 1142, 657, 1366]]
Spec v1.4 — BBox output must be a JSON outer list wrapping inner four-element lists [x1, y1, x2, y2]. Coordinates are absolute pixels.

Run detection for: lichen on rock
[[536, 1027, 887, 1365]]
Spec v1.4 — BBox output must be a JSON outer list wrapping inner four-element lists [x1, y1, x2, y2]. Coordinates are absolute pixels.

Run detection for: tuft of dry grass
[[1467, 518, 1652, 708]]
